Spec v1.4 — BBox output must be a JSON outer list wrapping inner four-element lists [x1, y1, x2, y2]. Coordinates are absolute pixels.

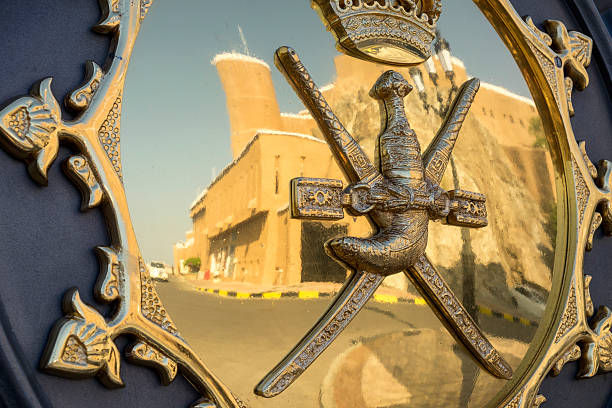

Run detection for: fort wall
[[214, 53, 283, 158]]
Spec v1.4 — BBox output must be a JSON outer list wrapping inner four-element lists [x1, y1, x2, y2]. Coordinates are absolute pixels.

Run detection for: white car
[[148, 261, 169, 282]]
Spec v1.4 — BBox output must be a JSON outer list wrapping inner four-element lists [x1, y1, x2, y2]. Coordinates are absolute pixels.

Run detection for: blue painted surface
[[0, 0, 610, 407], [603, 9, 612, 35], [0, 1, 200, 407], [512, 1, 612, 407]]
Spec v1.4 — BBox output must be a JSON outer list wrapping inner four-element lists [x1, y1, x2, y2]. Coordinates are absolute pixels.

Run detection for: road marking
[[192, 285, 538, 327], [299, 291, 319, 299], [263, 292, 282, 299], [373, 294, 398, 304], [479, 305, 493, 316]]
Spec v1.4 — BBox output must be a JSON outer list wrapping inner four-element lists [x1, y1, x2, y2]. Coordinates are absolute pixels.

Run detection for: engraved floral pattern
[[65, 155, 104, 210], [95, 247, 122, 303], [0, 78, 61, 185], [579, 306, 612, 377], [127, 341, 178, 385], [67, 61, 103, 111], [42, 289, 123, 388], [98, 95, 123, 179]]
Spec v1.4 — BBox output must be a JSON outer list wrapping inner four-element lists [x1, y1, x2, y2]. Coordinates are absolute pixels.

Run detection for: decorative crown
[[312, 0, 441, 65]]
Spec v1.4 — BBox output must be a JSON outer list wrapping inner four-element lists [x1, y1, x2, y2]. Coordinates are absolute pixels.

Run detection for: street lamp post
[[409, 30, 460, 118]]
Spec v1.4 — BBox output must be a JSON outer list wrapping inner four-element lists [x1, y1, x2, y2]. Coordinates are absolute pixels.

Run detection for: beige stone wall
[[173, 230, 194, 274], [186, 130, 360, 284], [214, 54, 283, 158], [280, 113, 317, 136]]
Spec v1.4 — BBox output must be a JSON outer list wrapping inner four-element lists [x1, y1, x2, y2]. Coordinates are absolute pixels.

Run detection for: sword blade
[[422, 78, 480, 185], [406, 254, 513, 379], [255, 270, 384, 397], [274, 46, 380, 185]]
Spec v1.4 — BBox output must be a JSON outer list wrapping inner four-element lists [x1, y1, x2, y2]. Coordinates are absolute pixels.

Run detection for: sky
[[122, 0, 533, 264]]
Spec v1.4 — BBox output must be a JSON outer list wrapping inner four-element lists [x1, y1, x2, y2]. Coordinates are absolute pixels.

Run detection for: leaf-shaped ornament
[[41, 289, 124, 388], [0, 78, 61, 185]]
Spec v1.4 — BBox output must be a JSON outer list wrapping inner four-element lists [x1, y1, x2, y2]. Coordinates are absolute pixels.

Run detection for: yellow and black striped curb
[[477, 305, 538, 327], [196, 287, 332, 300], [195, 287, 538, 327]]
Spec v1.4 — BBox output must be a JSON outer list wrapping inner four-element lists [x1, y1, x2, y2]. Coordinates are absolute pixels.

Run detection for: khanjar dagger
[[255, 47, 513, 398]]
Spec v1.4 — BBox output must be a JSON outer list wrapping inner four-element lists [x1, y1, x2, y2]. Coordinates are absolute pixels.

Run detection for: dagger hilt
[[291, 177, 487, 228]]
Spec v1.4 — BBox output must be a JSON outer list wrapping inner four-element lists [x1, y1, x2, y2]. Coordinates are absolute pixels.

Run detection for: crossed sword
[[255, 47, 512, 398]]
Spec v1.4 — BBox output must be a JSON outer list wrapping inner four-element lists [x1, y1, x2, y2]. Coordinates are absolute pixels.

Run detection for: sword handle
[[255, 271, 384, 397], [446, 189, 488, 227]]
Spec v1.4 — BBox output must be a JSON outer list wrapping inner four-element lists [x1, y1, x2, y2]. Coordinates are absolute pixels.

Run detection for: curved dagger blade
[[255, 271, 384, 398], [422, 77, 480, 185], [407, 254, 513, 379], [274, 46, 381, 185]]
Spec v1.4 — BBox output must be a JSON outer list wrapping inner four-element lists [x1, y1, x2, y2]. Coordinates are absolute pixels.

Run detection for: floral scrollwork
[[126, 341, 177, 386], [94, 247, 122, 303], [95, 0, 121, 33], [579, 306, 612, 378], [0, 78, 61, 185], [532, 395, 547, 408], [544, 20, 592, 91], [140, 0, 154, 21], [41, 289, 123, 388], [67, 61, 104, 112], [595, 159, 612, 235], [552, 344, 581, 376], [65, 155, 105, 210], [544, 19, 592, 117], [523, 18, 592, 117]]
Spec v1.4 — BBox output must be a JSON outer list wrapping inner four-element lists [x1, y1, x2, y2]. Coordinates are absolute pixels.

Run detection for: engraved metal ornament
[[0, 1, 240, 407], [312, 0, 442, 65], [0, 0, 609, 407], [255, 46, 512, 398], [468, 1, 612, 407]]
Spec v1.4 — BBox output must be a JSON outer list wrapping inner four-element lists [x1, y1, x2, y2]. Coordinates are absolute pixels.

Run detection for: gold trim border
[[0, 0, 609, 407], [475, 1, 611, 407]]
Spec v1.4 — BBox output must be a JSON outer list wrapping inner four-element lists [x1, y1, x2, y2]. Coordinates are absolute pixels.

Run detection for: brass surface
[[256, 47, 511, 398], [0, 1, 240, 407], [0, 0, 609, 407], [312, 0, 442, 65], [473, 1, 611, 407]]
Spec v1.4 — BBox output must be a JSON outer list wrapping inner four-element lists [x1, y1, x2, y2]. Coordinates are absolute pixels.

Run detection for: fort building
[[174, 51, 556, 299]]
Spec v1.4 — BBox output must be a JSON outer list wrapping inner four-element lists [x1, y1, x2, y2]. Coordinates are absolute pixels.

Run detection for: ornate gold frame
[[0, 0, 609, 407]]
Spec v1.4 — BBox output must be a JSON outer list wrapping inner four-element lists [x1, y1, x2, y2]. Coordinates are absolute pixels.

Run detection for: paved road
[[156, 279, 536, 407]]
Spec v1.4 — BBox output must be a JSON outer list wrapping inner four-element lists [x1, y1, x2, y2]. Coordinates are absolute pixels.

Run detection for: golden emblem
[[255, 46, 513, 398], [0, 0, 608, 406]]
